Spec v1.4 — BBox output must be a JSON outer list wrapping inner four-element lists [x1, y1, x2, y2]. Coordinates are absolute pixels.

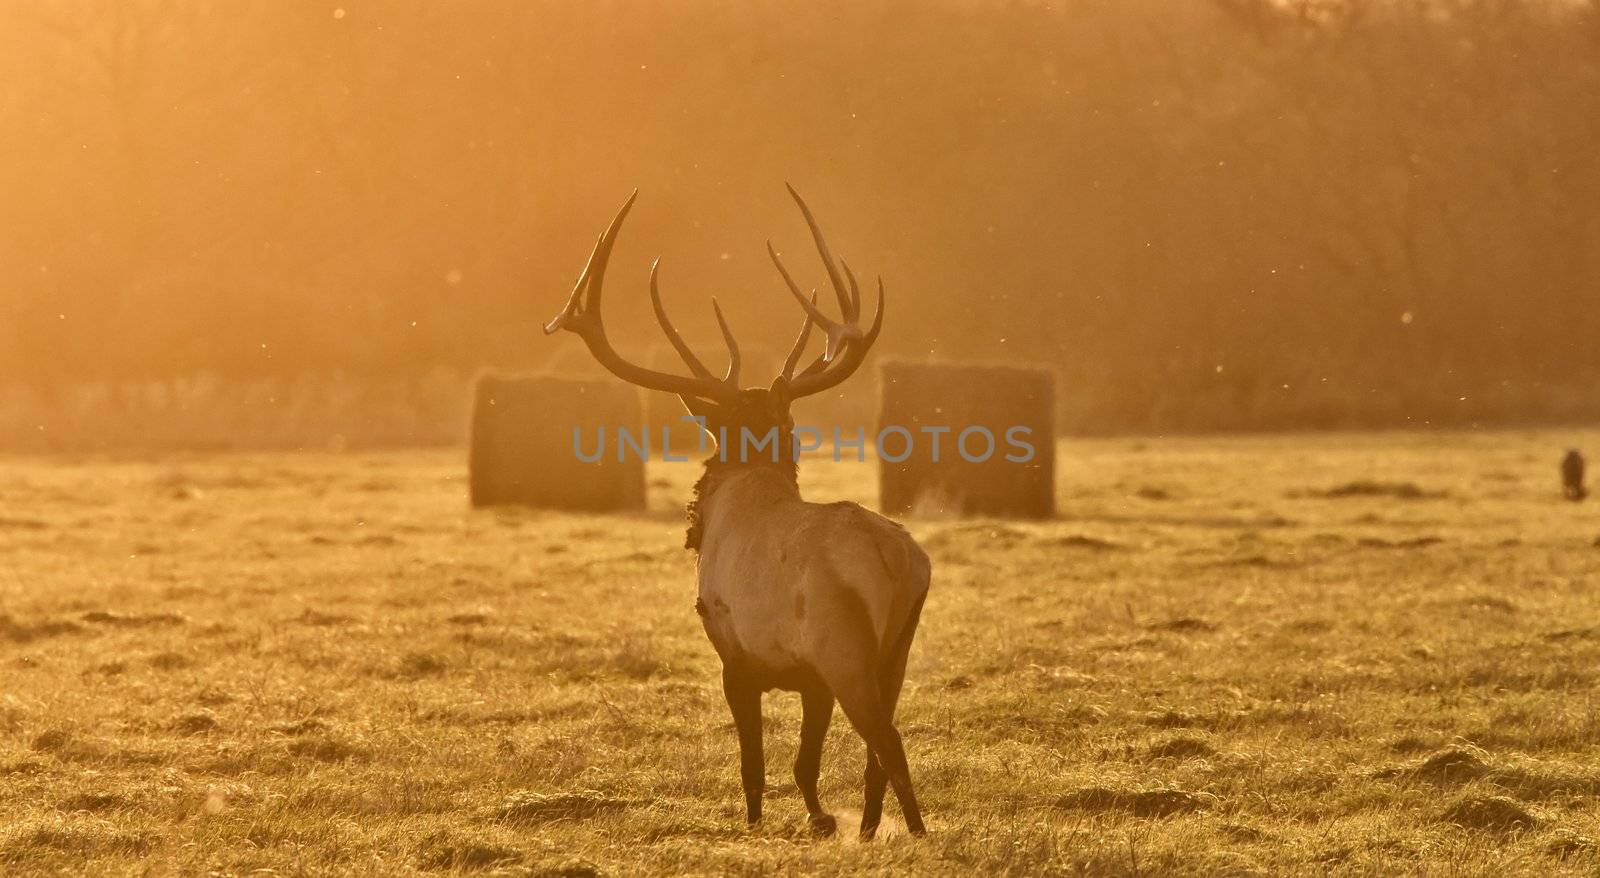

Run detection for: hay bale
[[469, 374, 645, 510], [877, 361, 1055, 518]]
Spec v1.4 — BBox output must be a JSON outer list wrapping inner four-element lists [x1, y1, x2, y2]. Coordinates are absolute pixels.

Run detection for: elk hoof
[[807, 813, 837, 836]]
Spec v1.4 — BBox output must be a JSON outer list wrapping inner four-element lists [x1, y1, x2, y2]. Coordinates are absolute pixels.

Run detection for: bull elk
[[544, 187, 930, 839]]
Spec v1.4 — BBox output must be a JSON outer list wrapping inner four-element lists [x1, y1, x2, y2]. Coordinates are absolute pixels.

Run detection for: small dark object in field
[[295, 608, 354, 626], [172, 711, 221, 735], [469, 373, 645, 511], [877, 360, 1055, 518], [1053, 534, 1124, 551], [1147, 617, 1216, 634], [1054, 786, 1213, 817], [398, 651, 447, 677], [30, 729, 73, 752], [57, 792, 132, 813], [1310, 481, 1446, 500], [1205, 554, 1296, 570], [1357, 536, 1444, 549], [148, 651, 192, 670], [80, 610, 187, 627], [1441, 794, 1542, 834], [1562, 449, 1586, 501], [286, 736, 367, 762], [0, 615, 82, 644]]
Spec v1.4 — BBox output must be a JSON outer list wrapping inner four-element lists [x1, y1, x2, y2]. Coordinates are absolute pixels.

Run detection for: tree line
[[2, 0, 1597, 441]]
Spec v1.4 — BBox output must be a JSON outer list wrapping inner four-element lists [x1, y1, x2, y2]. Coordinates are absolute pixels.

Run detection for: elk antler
[[780, 291, 818, 381], [545, 192, 742, 404], [768, 186, 885, 398]]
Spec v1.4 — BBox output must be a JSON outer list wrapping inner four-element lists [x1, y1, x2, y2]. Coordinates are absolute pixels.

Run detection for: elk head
[[544, 186, 884, 452]]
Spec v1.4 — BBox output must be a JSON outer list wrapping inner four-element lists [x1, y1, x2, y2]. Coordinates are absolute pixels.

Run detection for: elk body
[[544, 188, 930, 838]]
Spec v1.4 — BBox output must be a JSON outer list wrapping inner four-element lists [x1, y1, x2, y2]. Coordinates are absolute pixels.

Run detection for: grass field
[[3, 430, 1599, 875]]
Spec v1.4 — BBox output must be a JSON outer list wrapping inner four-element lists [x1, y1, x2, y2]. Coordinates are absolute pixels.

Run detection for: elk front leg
[[722, 667, 765, 826], [795, 684, 837, 835]]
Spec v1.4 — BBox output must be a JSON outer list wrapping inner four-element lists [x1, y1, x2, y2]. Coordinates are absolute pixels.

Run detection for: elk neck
[[684, 441, 799, 553]]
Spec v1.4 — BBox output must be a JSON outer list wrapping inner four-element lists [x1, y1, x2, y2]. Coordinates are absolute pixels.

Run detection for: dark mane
[[685, 455, 799, 552]]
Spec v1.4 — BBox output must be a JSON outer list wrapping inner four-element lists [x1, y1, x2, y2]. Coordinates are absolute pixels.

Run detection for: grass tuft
[[416, 831, 522, 871], [1146, 735, 1217, 760], [495, 790, 631, 825], [1441, 794, 1543, 834], [172, 710, 222, 735], [398, 651, 448, 677], [1054, 786, 1215, 818]]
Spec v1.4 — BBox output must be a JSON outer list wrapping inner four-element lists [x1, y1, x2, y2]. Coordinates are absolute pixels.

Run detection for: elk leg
[[861, 655, 911, 837], [862, 592, 926, 838], [862, 750, 888, 837], [722, 668, 765, 826], [830, 673, 925, 838], [794, 683, 837, 835]]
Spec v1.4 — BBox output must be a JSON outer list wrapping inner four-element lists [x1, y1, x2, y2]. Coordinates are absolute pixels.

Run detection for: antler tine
[[781, 291, 818, 380], [785, 277, 885, 398], [769, 240, 860, 362], [768, 242, 841, 329], [840, 259, 862, 322], [544, 191, 740, 404], [542, 233, 599, 335], [544, 190, 638, 336], [710, 298, 741, 386], [649, 258, 718, 381], [785, 183, 854, 321]]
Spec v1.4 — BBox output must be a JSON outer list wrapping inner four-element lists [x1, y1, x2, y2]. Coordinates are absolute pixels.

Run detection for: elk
[[544, 187, 930, 839]]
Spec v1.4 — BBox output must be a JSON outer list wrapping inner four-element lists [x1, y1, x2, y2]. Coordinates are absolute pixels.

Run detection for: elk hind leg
[[814, 635, 925, 837], [722, 667, 766, 826], [861, 593, 926, 838], [860, 648, 915, 836], [794, 683, 837, 835]]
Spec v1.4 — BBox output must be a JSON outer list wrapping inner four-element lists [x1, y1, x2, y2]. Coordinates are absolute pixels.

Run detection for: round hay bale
[[469, 374, 645, 510]]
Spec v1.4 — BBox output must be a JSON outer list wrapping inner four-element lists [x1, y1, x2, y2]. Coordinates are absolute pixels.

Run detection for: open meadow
[[2, 430, 1599, 875]]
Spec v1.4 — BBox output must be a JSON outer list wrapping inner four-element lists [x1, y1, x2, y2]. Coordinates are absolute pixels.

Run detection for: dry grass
[[1, 430, 1599, 875]]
